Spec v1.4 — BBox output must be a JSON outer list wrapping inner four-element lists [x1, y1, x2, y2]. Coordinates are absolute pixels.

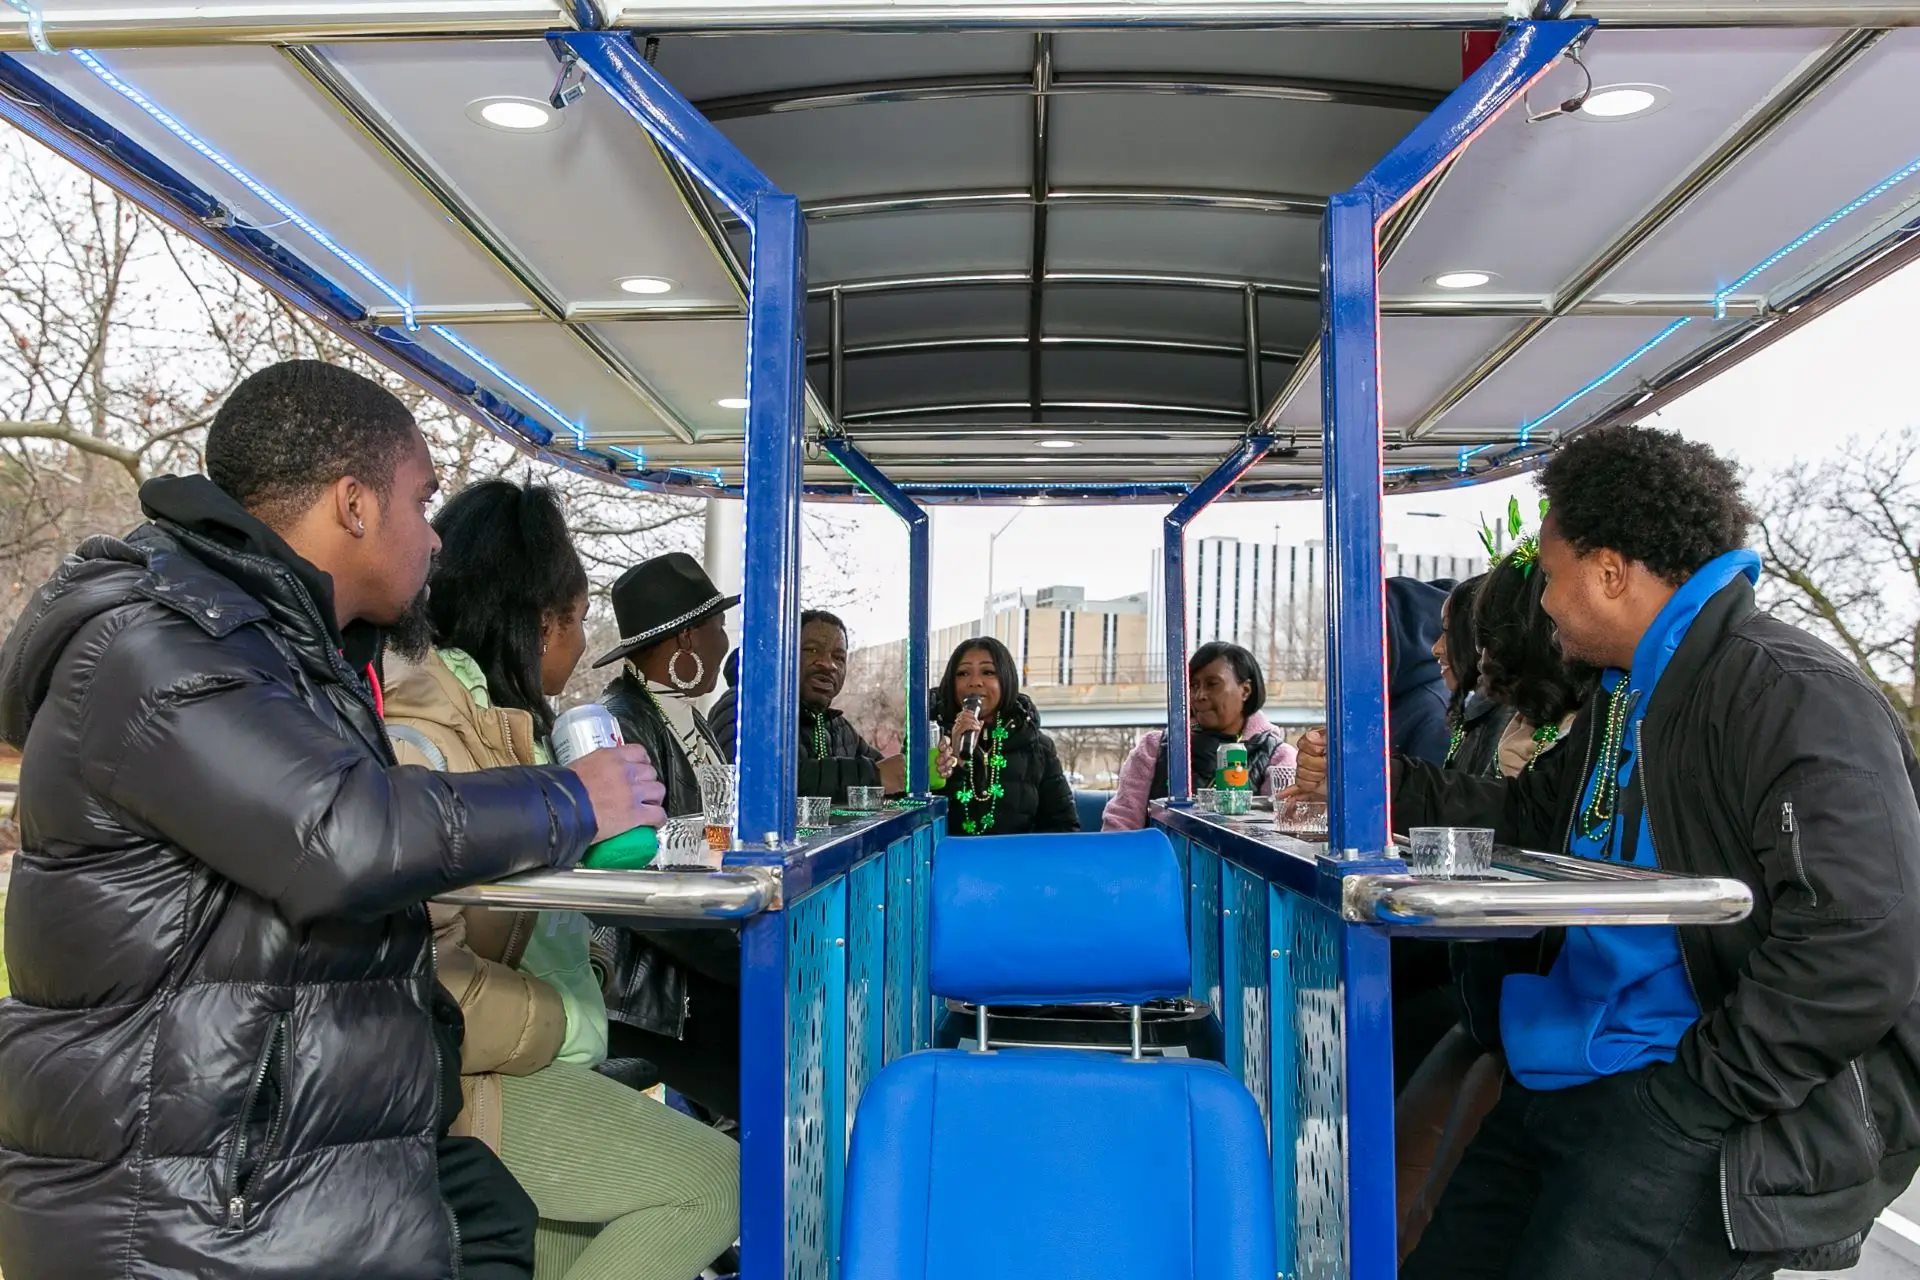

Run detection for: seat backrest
[[842, 1048, 1276, 1280], [929, 828, 1188, 1007], [1071, 788, 1110, 832]]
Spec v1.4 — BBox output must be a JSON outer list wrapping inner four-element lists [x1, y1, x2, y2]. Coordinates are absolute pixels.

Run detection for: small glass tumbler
[[1277, 799, 1329, 838], [1217, 788, 1252, 817], [1269, 764, 1298, 794], [1194, 788, 1219, 813], [797, 795, 832, 833], [1408, 827, 1496, 879], [653, 817, 722, 870], [846, 785, 886, 813], [698, 763, 736, 853]]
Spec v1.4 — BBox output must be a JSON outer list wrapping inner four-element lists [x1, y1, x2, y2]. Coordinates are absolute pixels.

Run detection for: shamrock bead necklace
[[955, 720, 1011, 835], [1577, 682, 1637, 840]]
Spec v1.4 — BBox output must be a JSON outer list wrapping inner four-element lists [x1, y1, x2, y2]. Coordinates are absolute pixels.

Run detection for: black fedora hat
[[591, 552, 740, 670]]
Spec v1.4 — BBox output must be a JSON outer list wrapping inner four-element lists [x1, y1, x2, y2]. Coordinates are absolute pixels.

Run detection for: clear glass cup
[[653, 817, 722, 870], [1270, 764, 1298, 794], [698, 763, 736, 852], [846, 785, 885, 813], [1276, 798, 1329, 838], [1217, 788, 1252, 817], [797, 795, 832, 833], [1194, 788, 1219, 813], [1408, 827, 1496, 879]]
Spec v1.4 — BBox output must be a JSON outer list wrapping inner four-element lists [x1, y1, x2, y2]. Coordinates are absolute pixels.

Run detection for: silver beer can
[[551, 703, 623, 768]]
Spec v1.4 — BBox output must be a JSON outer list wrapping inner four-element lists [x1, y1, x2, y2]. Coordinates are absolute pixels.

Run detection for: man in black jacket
[[0, 361, 666, 1280], [709, 610, 906, 801], [1297, 425, 1920, 1278]]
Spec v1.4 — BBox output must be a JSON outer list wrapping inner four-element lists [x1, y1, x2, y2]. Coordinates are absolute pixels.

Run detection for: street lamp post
[[985, 510, 1025, 614]]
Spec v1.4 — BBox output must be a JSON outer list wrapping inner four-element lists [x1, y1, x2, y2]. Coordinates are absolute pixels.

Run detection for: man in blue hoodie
[[1298, 426, 1920, 1278]]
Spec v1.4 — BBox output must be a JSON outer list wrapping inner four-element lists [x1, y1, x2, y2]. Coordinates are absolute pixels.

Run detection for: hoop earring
[[668, 647, 705, 691]]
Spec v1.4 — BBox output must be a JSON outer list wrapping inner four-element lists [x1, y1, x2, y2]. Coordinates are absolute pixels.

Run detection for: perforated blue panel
[[1269, 886, 1299, 1272], [1188, 843, 1222, 1015], [785, 883, 842, 1280], [1222, 864, 1272, 1130], [912, 825, 935, 1048], [846, 853, 886, 1137], [884, 836, 916, 1062], [1290, 896, 1348, 1280]]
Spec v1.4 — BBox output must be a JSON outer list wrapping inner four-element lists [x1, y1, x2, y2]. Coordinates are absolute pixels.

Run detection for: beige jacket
[[384, 650, 565, 1150]]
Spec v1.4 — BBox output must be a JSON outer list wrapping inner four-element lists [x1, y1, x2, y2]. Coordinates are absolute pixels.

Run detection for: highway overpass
[[1030, 680, 1325, 730]]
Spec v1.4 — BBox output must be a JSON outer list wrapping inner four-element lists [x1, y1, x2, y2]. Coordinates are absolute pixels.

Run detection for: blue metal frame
[[556, 32, 805, 851], [821, 438, 932, 795], [1314, 21, 1592, 1277], [1160, 437, 1275, 800]]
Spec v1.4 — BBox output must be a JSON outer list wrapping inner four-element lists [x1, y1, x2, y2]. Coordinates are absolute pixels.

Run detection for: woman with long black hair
[[1434, 575, 1513, 778], [932, 636, 1079, 837], [1471, 547, 1593, 774], [384, 481, 737, 1280]]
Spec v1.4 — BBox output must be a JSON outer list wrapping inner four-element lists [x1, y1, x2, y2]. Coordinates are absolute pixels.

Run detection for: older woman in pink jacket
[[1103, 641, 1297, 831]]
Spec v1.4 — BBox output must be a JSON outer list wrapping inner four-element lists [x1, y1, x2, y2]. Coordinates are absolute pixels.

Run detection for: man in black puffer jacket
[[0, 361, 666, 1280], [1298, 426, 1920, 1278]]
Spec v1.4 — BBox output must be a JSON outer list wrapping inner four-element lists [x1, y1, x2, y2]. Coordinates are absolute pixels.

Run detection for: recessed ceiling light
[[1038, 439, 1078, 449], [617, 276, 676, 296], [1580, 85, 1666, 120], [465, 97, 560, 133], [1433, 271, 1494, 290], [717, 397, 750, 410]]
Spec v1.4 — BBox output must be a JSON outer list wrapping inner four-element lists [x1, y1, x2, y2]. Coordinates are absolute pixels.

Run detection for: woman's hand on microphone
[[950, 707, 983, 753], [935, 733, 959, 780]]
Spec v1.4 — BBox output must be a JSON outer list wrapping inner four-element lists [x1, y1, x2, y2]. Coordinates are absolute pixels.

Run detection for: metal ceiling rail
[[690, 67, 1450, 121], [812, 269, 1320, 296], [362, 303, 744, 325], [840, 397, 1249, 421], [1402, 26, 1887, 440], [282, 45, 701, 444], [825, 334, 1306, 360], [798, 184, 1329, 220], [1028, 32, 1051, 415], [5, 0, 1918, 49]]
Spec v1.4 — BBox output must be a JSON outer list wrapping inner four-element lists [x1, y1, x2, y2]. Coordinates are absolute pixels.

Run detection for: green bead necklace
[[1525, 721, 1562, 773], [808, 710, 829, 761], [1445, 721, 1466, 765], [955, 721, 1011, 835], [1577, 682, 1636, 839]]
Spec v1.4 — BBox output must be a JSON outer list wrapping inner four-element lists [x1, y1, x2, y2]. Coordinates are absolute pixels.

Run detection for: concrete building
[[1147, 537, 1486, 675], [980, 585, 1153, 687]]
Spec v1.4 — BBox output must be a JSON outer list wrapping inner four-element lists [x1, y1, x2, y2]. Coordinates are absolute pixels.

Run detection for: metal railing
[[434, 865, 780, 918]]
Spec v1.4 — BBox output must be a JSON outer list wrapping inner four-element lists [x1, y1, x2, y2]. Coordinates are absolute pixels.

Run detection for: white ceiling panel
[[20, 46, 526, 308], [1380, 316, 1530, 434], [322, 40, 740, 310], [1380, 27, 1835, 299], [1603, 28, 1920, 299], [1446, 314, 1743, 433], [590, 320, 754, 441], [424, 322, 676, 442]]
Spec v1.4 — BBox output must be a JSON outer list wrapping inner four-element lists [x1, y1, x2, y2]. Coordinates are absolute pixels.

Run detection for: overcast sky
[[807, 262, 1920, 650]]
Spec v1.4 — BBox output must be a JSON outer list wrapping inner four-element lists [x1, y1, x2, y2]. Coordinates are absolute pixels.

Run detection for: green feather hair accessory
[[1478, 497, 1551, 576]]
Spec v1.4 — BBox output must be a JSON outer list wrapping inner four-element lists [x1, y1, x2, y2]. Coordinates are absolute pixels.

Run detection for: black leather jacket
[[0, 477, 592, 1280], [1396, 578, 1920, 1260], [708, 690, 884, 802]]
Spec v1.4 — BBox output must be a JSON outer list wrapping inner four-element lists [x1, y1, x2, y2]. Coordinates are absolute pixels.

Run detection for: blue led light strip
[[1489, 150, 1920, 466], [428, 326, 587, 447], [606, 444, 647, 467], [71, 49, 416, 327], [3, 0, 50, 54]]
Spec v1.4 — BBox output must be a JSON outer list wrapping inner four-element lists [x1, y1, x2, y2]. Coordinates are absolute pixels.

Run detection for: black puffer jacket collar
[[934, 694, 1078, 837]]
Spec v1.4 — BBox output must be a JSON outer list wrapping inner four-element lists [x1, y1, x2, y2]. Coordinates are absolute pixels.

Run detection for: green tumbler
[[580, 825, 659, 871]]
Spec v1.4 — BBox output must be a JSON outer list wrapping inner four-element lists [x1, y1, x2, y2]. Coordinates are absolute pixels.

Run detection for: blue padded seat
[[1072, 788, 1110, 832], [843, 829, 1277, 1280], [842, 1049, 1276, 1280]]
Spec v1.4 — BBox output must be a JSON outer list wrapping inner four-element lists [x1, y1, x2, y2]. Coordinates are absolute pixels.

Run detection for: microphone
[[958, 694, 985, 757]]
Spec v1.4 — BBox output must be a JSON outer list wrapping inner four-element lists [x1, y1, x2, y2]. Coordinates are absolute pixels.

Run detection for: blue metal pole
[[558, 32, 806, 849], [1161, 436, 1274, 800], [822, 438, 932, 795], [1317, 23, 1592, 1280]]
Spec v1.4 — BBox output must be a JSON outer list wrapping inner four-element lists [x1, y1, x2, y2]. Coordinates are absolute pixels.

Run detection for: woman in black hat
[[589, 552, 742, 1121]]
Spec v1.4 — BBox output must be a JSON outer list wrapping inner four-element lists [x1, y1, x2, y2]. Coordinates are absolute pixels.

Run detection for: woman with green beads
[[932, 636, 1079, 837]]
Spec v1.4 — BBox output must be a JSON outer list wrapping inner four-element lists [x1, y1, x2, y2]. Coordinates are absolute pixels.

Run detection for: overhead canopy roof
[[2, 8, 1918, 501]]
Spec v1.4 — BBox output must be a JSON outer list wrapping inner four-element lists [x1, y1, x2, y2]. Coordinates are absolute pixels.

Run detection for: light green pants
[[497, 1063, 739, 1280]]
